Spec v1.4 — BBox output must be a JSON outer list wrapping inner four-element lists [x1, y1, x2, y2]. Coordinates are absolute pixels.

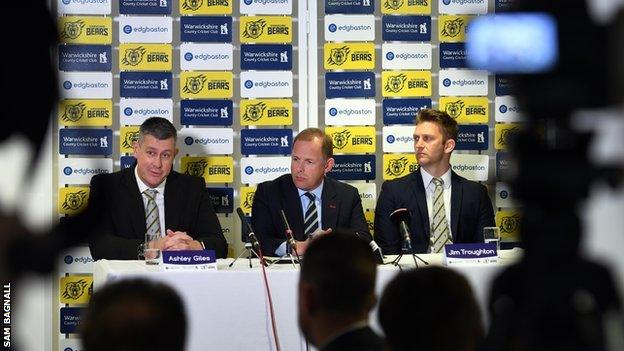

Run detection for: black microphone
[[279, 210, 299, 257], [236, 207, 261, 254], [355, 231, 384, 264], [390, 208, 413, 252]]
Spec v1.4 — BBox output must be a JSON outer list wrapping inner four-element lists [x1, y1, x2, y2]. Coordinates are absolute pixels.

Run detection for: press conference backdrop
[[53, 0, 521, 350]]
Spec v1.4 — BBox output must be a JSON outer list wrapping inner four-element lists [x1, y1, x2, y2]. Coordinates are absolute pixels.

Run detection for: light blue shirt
[[275, 181, 324, 256]]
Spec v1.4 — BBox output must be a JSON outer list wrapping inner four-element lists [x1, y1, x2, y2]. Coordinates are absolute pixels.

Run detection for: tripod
[[229, 241, 265, 268], [391, 246, 429, 270]]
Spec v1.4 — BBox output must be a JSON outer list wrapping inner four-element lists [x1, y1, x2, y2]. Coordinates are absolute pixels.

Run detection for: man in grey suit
[[374, 109, 495, 254]]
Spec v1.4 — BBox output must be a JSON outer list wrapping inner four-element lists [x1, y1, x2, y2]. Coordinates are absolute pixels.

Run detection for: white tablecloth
[[93, 249, 522, 351]]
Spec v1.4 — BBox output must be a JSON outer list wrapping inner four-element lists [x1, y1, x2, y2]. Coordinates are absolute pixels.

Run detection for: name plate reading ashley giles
[[162, 250, 217, 271], [443, 243, 497, 266]]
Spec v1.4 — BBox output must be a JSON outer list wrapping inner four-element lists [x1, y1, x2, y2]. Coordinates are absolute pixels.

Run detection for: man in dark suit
[[88, 117, 227, 260], [299, 232, 385, 351], [251, 128, 370, 256], [375, 109, 495, 254]]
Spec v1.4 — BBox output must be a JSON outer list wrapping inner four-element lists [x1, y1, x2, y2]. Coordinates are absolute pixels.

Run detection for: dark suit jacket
[[87, 165, 227, 260], [321, 326, 385, 351], [251, 174, 371, 256], [374, 169, 495, 254]]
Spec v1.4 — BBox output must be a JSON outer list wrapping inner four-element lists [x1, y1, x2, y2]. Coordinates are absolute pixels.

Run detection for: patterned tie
[[144, 189, 161, 237], [303, 192, 319, 238], [430, 178, 452, 253]]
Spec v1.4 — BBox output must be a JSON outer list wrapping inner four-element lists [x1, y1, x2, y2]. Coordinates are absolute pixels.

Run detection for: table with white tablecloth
[[93, 249, 522, 351]]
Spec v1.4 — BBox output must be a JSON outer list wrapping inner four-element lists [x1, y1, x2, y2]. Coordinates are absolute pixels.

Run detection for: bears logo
[[61, 20, 85, 40], [385, 157, 409, 177], [185, 159, 209, 177], [122, 46, 146, 66], [243, 102, 267, 122], [445, 100, 465, 119], [327, 46, 350, 66], [385, 74, 407, 93], [62, 102, 86, 122], [442, 18, 464, 38], [183, 75, 208, 94], [332, 130, 352, 150], [243, 19, 267, 39]]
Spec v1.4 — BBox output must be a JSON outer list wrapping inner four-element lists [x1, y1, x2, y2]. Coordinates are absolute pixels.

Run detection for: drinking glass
[[483, 226, 501, 254], [144, 233, 161, 265]]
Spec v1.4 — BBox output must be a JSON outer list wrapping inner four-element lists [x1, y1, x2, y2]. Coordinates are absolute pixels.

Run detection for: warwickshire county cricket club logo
[[62, 102, 86, 122], [385, 157, 409, 177], [62, 279, 90, 301], [385, 74, 407, 93], [243, 19, 266, 39], [384, 0, 403, 10], [182, 0, 202, 11], [332, 130, 352, 150], [445, 100, 465, 119], [442, 18, 464, 38], [185, 160, 209, 177], [122, 131, 140, 149], [183, 75, 208, 94], [62, 190, 88, 211], [243, 102, 267, 122], [61, 20, 85, 40], [327, 46, 350, 66], [122, 46, 147, 66], [243, 192, 255, 209]]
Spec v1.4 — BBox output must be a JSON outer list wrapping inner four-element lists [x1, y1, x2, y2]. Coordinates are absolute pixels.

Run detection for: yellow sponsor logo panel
[[59, 275, 93, 305], [382, 154, 418, 180], [325, 127, 376, 154], [119, 44, 172, 71], [495, 123, 521, 150], [439, 97, 489, 124], [239, 186, 257, 215], [180, 72, 233, 99], [58, 99, 113, 127], [438, 15, 471, 43], [240, 16, 292, 43], [496, 210, 521, 241], [179, 0, 232, 15], [120, 126, 140, 154], [58, 186, 90, 216], [365, 210, 375, 236], [381, 0, 431, 14], [324, 43, 375, 70], [382, 71, 432, 97], [59, 16, 112, 44], [181, 156, 234, 183], [240, 99, 293, 126]]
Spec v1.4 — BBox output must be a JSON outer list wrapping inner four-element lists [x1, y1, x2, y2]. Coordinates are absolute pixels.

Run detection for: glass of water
[[144, 233, 161, 265], [483, 226, 501, 254]]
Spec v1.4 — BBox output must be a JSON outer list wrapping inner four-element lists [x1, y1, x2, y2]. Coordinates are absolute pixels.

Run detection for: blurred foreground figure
[[81, 279, 187, 351]]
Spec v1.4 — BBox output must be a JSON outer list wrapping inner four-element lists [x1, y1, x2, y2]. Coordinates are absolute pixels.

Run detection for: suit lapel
[[121, 166, 147, 236], [321, 178, 338, 230], [450, 171, 462, 240], [164, 171, 179, 231], [280, 176, 305, 240], [412, 170, 430, 237]]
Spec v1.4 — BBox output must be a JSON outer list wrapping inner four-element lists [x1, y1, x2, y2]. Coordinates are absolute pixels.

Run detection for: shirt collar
[[297, 180, 324, 200], [134, 166, 167, 195], [420, 167, 452, 189]]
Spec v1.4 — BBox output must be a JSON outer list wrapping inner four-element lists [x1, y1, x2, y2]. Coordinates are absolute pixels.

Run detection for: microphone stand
[[390, 209, 429, 269], [267, 210, 301, 268], [230, 208, 268, 268]]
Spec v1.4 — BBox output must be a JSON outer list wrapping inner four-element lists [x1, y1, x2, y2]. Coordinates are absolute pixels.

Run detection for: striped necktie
[[303, 192, 319, 238], [143, 189, 161, 237], [430, 178, 452, 253]]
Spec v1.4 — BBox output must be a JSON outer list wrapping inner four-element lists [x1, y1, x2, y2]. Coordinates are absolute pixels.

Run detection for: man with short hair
[[299, 232, 385, 351], [252, 128, 370, 256], [81, 278, 187, 351], [374, 109, 495, 254], [88, 117, 227, 260]]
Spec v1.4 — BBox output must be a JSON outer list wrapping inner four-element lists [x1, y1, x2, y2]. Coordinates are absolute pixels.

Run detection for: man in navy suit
[[252, 128, 370, 256], [374, 109, 495, 254], [88, 117, 227, 260]]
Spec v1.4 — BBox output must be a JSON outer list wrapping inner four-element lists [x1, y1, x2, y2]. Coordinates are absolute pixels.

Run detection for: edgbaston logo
[[185, 160, 209, 177], [182, 0, 202, 10], [62, 279, 91, 300], [122, 46, 147, 66], [327, 46, 350, 66], [243, 102, 267, 122], [385, 74, 407, 93], [500, 214, 520, 234], [243, 19, 266, 39], [62, 103, 86, 122], [62, 190, 88, 211], [243, 191, 255, 210], [385, 157, 408, 176], [122, 131, 139, 149], [384, 0, 403, 10], [442, 18, 464, 38], [332, 130, 352, 150], [445, 100, 465, 119], [62, 20, 85, 40], [183, 75, 207, 94]]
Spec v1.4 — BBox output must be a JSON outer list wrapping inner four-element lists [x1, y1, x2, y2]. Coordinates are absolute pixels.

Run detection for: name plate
[[162, 250, 217, 271], [443, 243, 497, 266]]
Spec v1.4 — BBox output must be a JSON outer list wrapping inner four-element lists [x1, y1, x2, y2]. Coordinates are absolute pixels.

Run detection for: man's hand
[[294, 228, 333, 255], [163, 229, 204, 251]]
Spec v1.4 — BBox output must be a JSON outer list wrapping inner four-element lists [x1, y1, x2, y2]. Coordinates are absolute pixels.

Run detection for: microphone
[[236, 207, 261, 254], [355, 231, 384, 264], [390, 208, 413, 252], [279, 210, 299, 257]]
